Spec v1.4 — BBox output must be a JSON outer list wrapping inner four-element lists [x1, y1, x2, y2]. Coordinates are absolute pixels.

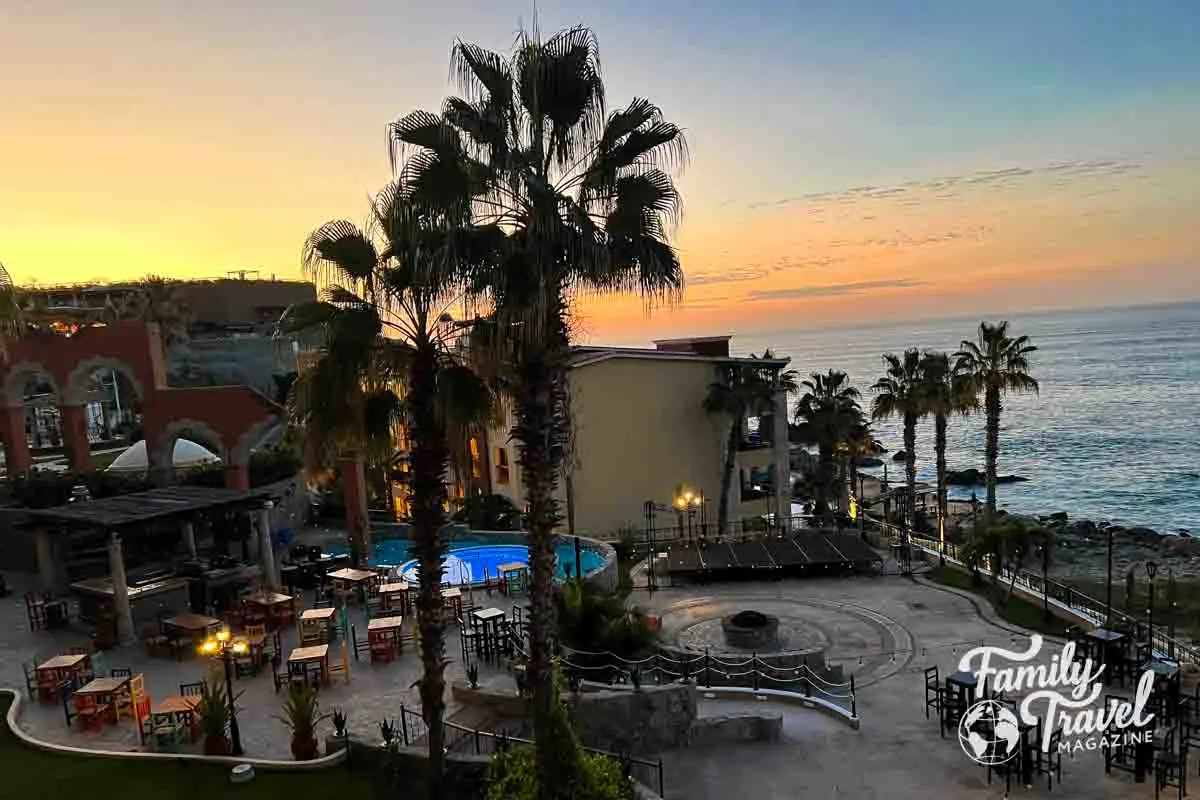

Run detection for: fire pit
[[721, 610, 781, 650]]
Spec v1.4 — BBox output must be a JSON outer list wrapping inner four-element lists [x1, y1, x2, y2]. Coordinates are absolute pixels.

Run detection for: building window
[[469, 437, 482, 479], [495, 447, 510, 485]]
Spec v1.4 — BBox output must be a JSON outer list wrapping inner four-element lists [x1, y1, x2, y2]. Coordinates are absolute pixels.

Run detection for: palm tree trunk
[[717, 416, 741, 537], [511, 341, 580, 798], [935, 412, 948, 523], [406, 343, 448, 799], [985, 385, 1001, 524], [816, 446, 835, 524], [903, 412, 917, 528]]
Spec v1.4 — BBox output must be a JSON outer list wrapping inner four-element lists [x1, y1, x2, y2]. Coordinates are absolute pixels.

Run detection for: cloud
[[686, 266, 771, 286], [733, 157, 1145, 212], [745, 278, 927, 302]]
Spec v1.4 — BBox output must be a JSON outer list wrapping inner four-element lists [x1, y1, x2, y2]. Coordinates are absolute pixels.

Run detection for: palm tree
[[954, 322, 1039, 523], [390, 27, 686, 789], [793, 370, 862, 524], [871, 349, 924, 528], [280, 182, 495, 798], [704, 351, 797, 536], [113, 276, 192, 345], [917, 351, 977, 537], [841, 417, 881, 516]]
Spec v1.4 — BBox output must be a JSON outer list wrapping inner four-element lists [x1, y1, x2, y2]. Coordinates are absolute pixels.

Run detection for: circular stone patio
[[656, 593, 914, 686]]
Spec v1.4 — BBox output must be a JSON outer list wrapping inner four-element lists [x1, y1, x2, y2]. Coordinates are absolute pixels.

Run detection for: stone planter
[[325, 733, 349, 756]]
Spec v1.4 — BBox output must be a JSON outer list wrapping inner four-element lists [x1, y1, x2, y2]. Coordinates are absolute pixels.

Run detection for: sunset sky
[[3, 0, 1198, 342]]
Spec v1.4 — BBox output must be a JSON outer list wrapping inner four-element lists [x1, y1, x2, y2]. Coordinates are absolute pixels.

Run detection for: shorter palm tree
[[955, 322, 1038, 523], [704, 351, 798, 535], [793, 370, 862, 524], [871, 349, 924, 528], [917, 351, 977, 537]]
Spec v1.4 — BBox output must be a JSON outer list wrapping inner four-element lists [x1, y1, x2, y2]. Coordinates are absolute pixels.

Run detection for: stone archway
[[151, 418, 229, 482]]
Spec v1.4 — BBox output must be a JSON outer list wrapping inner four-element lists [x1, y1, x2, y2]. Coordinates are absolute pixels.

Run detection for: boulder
[[1127, 526, 1159, 538], [892, 451, 908, 463], [997, 475, 1029, 484], [853, 456, 884, 468], [946, 468, 985, 486], [1048, 512, 1069, 523]]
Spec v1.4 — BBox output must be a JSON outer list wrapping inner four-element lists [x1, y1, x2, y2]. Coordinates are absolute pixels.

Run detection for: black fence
[[393, 704, 665, 797], [559, 646, 858, 719], [873, 517, 1200, 665]]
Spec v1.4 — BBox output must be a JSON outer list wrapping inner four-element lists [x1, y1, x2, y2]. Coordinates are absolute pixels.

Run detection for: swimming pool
[[324, 534, 606, 586]]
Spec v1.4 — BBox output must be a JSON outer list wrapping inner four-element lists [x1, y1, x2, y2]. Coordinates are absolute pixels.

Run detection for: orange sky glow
[[2, 2, 1197, 344]]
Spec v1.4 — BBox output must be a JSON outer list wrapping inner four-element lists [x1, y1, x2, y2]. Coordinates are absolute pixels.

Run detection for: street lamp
[[1145, 560, 1158, 656], [689, 493, 701, 540], [200, 628, 247, 756], [1105, 528, 1114, 628]]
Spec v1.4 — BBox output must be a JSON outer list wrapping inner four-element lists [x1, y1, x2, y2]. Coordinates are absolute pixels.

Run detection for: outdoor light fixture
[[200, 628, 247, 756]]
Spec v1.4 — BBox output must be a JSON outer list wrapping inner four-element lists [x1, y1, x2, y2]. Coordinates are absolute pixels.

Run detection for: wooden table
[[244, 590, 296, 629], [327, 568, 377, 585], [379, 582, 409, 611], [497, 562, 529, 595], [299, 606, 337, 645], [151, 695, 200, 741], [289, 644, 331, 685], [76, 676, 131, 696], [164, 613, 222, 634], [473, 607, 507, 656], [153, 695, 200, 715], [35, 653, 91, 700], [441, 586, 463, 614], [367, 615, 404, 662]]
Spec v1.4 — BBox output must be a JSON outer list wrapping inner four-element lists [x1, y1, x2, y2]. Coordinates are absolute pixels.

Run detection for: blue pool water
[[325, 535, 605, 586]]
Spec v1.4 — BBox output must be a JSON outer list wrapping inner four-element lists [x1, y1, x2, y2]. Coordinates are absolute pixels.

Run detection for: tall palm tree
[[390, 27, 686, 790], [871, 349, 924, 527], [280, 182, 495, 798], [704, 351, 797, 536], [954, 322, 1038, 523], [917, 351, 977, 534], [793, 370, 862, 524], [842, 416, 881, 515]]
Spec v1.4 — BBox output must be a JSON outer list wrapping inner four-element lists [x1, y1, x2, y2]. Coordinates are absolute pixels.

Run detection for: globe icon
[[957, 700, 1021, 765]]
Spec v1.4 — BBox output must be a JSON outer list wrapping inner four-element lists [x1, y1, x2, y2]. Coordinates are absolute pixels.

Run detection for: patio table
[[473, 607, 507, 658], [299, 606, 337, 645], [379, 582, 409, 612], [289, 644, 330, 685], [441, 587, 463, 615], [35, 653, 91, 700]]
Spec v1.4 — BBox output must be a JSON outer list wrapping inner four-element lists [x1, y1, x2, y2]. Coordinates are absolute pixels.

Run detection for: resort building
[[472, 336, 792, 541]]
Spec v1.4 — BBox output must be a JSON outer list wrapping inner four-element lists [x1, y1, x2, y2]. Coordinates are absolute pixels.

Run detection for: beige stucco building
[[469, 336, 792, 541]]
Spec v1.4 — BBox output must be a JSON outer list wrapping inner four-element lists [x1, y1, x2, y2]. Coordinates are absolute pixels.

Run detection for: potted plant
[[277, 685, 328, 761], [379, 718, 396, 748], [195, 680, 236, 755], [326, 708, 349, 755], [466, 662, 479, 690]]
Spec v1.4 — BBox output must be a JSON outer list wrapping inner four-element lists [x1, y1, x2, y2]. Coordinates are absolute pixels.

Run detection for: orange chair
[[73, 693, 109, 731]]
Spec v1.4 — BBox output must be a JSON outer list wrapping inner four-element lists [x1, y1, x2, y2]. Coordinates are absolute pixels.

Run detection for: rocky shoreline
[[960, 511, 1200, 583]]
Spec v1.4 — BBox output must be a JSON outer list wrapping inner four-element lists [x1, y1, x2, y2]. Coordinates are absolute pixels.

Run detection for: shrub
[[486, 747, 636, 800]]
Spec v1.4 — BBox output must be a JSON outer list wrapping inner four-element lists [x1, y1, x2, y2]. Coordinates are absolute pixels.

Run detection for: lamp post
[[1168, 569, 1176, 659], [970, 491, 979, 533], [674, 495, 686, 540], [1146, 560, 1158, 657], [1040, 538, 1051, 623], [200, 628, 247, 756], [1105, 528, 1114, 628], [689, 493, 702, 541]]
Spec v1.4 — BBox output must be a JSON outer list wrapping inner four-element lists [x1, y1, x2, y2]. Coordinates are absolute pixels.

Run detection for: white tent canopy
[[106, 438, 221, 473]]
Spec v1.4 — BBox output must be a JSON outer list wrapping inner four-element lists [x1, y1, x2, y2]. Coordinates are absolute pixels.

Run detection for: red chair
[[73, 693, 110, 731]]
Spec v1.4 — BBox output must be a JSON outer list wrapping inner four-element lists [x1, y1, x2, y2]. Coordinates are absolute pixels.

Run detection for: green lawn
[[0, 694, 372, 800], [929, 565, 1068, 637]]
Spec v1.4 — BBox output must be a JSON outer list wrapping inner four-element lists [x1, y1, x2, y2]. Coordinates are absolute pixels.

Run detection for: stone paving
[[0, 559, 1181, 798], [0, 572, 521, 758], [635, 572, 1171, 799]]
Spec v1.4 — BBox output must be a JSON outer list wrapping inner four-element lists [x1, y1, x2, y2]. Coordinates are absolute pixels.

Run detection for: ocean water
[[738, 301, 1200, 533]]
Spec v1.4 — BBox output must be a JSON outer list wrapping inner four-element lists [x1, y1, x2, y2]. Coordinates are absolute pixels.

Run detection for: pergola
[[26, 486, 281, 644]]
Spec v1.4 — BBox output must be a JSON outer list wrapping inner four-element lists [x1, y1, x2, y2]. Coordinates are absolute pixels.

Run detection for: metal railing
[[558, 646, 858, 719], [871, 516, 1200, 665], [394, 704, 666, 797]]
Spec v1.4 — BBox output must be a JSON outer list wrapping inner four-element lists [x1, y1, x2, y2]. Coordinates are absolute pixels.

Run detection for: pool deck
[[0, 571, 526, 759]]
